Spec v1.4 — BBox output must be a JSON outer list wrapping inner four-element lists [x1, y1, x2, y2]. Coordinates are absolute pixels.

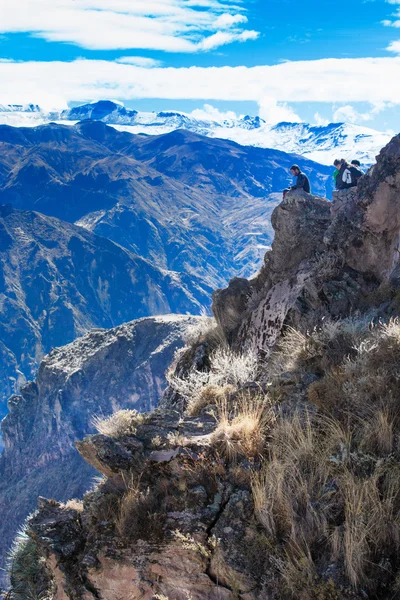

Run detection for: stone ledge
[[331, 187, 358, 218]]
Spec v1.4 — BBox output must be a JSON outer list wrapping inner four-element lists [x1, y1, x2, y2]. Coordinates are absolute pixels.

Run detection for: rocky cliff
[[0, 206, 211, 411], [8, 134, 400, 600], [0, 314, 199, 584], [213, 133, 400, 353]]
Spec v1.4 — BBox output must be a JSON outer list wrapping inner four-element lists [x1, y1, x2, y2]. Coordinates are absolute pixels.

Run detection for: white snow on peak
[[0, 101, 392, 166]]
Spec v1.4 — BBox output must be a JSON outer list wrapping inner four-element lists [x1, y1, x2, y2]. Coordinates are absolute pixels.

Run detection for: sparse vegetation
[[186, 383, 235, 417], [92, 409, 144, 438], [168, 346, 259, 409], [85, 314, 400, 598], [115, 477, 165, 543], [252, 410, 400, 596], [211, 393, 275, 461], [270, 315, 373, 377], [172, 531, 213, 558], [7, 528, 53, 600], [308, 318, 400, 428], [19, 309, 400, 600]]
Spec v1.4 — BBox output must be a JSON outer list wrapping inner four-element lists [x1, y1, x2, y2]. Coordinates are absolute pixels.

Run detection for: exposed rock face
[[0, 206, 210, 410], [26, 410, 263, 600], [213, 134, 400, 356], [0, 315, 198, 580]]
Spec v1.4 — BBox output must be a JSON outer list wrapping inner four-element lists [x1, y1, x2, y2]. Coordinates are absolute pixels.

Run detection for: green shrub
[[7, 529, 52, 600]]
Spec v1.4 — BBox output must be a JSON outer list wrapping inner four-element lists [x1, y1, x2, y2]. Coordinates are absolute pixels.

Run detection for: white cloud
[[258, 96, 301, 123], [116, 56, 162, 67], [0, 57, 400, 111], [214, 14, 247, 28], [0, 0, 258, 52], [333, 102, 393, 124], [387, 40, 400, 52], [333, 105, 372, 123], [313, 112, 329, 126], [199, 30, 259, 50], [189, 103, 238, 121]]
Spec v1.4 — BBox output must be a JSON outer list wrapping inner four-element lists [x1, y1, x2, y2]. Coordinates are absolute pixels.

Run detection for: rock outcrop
[[25, 409, 262, 600], [213, 134, 400, 356], [0, 315, 198, 581], [10, 134, 400, 600]]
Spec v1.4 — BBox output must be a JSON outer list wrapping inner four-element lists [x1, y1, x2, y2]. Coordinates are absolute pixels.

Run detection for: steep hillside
[[0, 101, 391, 165], [0, 205, 211, 411], [0, 121, 334, 289], [14, 135, 400, 600], [0, 314, 198, 585]]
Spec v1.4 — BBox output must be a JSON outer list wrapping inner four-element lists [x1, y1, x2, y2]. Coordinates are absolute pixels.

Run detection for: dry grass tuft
[[115, 476, 165, 542], [186, 384, 235, 417], [211, 394, 275, 461], [360, 408, 395, 456], [307, 319, 400, 440], [252, 402, 400, 596], [62, 499, 84, 512], [270, 316, 372, 378], [92, 409, 144, 438], [168, 346, 259, 410], [252, 411, 340, 545]]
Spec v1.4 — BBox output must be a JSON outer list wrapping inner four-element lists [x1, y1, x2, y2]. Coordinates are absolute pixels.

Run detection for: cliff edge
[[8, 134, 400, 600]]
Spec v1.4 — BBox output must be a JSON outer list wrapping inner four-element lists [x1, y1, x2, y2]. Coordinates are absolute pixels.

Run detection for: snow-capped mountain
[[0, 100, 392, 166]]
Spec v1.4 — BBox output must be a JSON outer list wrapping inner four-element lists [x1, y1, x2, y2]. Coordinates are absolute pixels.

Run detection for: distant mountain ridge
[[0, 101, 391, 166], [0, 205, 211, 413], [0, 120, 335, 291]]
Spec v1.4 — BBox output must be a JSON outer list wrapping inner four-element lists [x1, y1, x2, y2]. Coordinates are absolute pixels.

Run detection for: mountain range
[[0, 119, 334, 285], [0, 204, 211, 415], [0, 120, 335, 412], [0, 101, 392, 166]]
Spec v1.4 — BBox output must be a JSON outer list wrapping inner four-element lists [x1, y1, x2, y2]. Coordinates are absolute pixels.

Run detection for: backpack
[[342, 168, 352, 185]]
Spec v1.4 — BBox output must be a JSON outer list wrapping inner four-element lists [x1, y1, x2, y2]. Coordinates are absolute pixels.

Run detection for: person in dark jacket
[[283, 164, 311, 199], [351, 160, 364, 182], [334, 159, 355, 190]]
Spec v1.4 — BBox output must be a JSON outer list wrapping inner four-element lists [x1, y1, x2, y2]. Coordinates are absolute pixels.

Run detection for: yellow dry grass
[[211, 393, 275, 461]]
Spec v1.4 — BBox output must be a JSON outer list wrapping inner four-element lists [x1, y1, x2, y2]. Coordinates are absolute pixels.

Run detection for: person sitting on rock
[[333, 161, 340, 189], [283, 164, 311, 199], [351, 159, 364, 182], [334, 158, 358, 190]]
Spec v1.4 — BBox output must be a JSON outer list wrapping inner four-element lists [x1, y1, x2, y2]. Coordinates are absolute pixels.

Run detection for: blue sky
[[1, 0, 400, 130]]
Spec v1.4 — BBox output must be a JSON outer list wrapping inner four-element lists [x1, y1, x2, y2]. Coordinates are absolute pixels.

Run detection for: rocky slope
[[0, 120, 334, 290], [213, 132, 400, 353], [14, 134, 400, 600], [0, 205, 210, 411], [0, 101, 391, 165], [0, 314, 199, 584]]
